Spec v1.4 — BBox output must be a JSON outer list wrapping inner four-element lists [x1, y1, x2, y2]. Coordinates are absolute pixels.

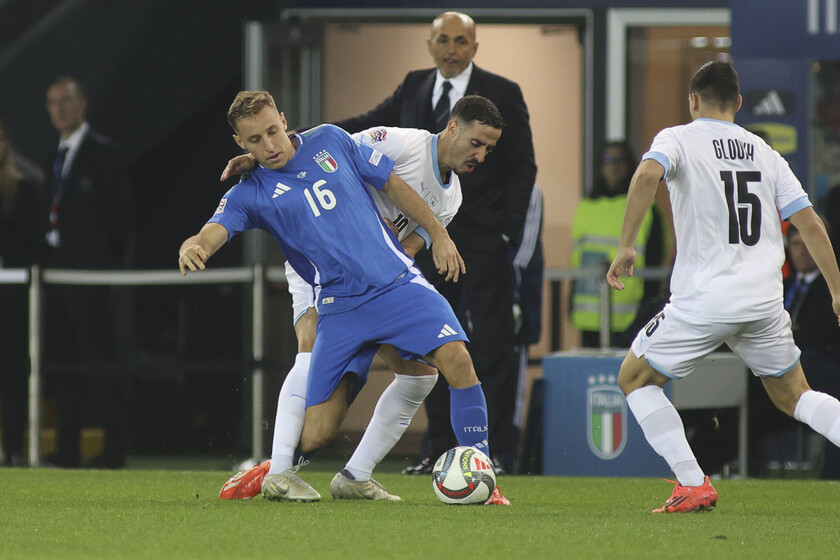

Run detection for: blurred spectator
[[507, 183, 543, 473], [321, 12, 536, 474], [571, 141, 667, 348], [42, 76, 133, 468], [821, 182, 840, 259], [748, 224, 840, 478], [0, 118, 42, 466], [785, 224, 840, 361]]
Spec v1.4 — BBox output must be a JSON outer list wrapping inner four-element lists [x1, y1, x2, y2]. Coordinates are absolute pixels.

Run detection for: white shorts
[[631, 302, 800, 379], [285, 261, 315, 325]]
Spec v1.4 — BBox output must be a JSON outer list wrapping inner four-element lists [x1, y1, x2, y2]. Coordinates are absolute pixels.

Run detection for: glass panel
[[813, 60, 840, 225], [626, 25, 730, 158]]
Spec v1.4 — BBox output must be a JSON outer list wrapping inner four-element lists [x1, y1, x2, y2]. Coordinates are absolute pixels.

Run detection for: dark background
[[0, 0, 728, 459]]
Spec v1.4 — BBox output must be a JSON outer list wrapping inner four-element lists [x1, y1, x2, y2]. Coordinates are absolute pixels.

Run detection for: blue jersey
[[208, 124, 415, 314]]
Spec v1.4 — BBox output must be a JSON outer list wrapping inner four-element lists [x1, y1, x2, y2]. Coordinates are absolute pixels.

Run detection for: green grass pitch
[[1, 468, 839, 559]]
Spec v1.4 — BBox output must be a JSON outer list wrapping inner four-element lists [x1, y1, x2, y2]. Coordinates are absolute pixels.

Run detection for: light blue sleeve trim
[[779, 196, 812, 221], [642, 151, 670, 177], [414, 227, 432, 248]]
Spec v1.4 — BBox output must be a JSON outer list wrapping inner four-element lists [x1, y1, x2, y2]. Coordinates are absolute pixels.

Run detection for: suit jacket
[[43, 128, 132, 269], [330, 65, 537, 250], [786, 273, 840, 360], [0, 177, 42, 269]]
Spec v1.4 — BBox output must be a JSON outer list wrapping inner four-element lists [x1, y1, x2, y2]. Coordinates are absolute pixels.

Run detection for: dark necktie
[[54, 146, 68, 183], [785, 276, 808, 321], [48, 147, 70, 245], [433, 81, 453, 131]]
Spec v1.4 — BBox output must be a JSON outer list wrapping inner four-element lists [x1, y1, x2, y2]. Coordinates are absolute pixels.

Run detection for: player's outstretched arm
[[382, 172, 465, 282], [607, 159, 663, 290], [178, 223, 229, 275], [220, 153, 257, 182], [789, 207, 840, 321]]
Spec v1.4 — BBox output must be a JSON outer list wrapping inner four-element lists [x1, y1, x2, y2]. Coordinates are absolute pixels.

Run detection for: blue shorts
[[306, 275, 468, 407]]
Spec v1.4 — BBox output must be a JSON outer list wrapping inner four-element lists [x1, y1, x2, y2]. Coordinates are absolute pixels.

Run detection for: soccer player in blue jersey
[[217, 97, 510, 504], [179, 91, 509, 504]]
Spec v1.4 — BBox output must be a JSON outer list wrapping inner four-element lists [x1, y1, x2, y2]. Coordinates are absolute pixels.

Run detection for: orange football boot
[[219, 460, 270, 500], [485, 485, 511, 506], [651, 476, 717, 513]]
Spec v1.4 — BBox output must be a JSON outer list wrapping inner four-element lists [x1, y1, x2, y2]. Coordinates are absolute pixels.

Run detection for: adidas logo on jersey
[[438, 324, 459, 338], [752, 90, 786, 116], [273, 182, 291, 198]]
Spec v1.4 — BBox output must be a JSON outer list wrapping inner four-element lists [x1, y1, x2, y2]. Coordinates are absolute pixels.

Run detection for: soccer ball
[[431, 446, 496, 505]]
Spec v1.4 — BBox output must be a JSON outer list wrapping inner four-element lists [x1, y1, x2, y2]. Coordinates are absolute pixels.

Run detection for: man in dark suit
[[329, 12, 537, 473], [43, 76, 132, 468], [785, 226, 840, 363], [749, 224, 840, 478], [784, 225, 840, 478]]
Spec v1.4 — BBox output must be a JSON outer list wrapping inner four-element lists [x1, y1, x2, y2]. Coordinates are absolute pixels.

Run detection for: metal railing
[[544, 265, 672, 351], [1, 265, 284, 467], [1, 263, 669, 466]]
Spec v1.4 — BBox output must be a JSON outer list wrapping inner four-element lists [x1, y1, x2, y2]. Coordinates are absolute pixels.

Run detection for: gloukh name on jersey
[[712, 138, 755, 161]]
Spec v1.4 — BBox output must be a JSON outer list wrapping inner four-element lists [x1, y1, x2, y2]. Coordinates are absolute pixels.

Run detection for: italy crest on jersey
[[586, 381, 627, 460], [314, 150, 338, 173]]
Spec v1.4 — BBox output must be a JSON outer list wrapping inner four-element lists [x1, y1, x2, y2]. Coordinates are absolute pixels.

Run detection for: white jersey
[[644, 118, 811, 322], [353, 126, 462, 247], [285, 126, 462, 323]]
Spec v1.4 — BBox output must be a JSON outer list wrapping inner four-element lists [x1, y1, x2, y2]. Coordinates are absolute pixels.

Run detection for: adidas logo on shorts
[[438, 324, 458, 338]]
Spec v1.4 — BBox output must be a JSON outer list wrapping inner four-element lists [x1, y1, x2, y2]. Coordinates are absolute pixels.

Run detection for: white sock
[[794, 390, 840, 446], [626, 385, 705, 487], [344, 373, 438, 481], [269, 352, 310, 475]]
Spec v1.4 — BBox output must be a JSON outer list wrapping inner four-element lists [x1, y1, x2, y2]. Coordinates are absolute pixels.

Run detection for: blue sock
[[293, 448, 317, 465], [449, 383, 490, 456]]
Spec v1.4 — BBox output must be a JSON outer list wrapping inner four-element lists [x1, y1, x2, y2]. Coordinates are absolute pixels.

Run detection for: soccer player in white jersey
[[608, 60, 840, 513], [217, 96, 509, 504], [179, 91, 511, 504]]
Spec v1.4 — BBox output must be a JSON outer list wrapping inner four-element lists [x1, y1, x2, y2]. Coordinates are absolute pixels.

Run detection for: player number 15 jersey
[[644, 118, 811, 321]]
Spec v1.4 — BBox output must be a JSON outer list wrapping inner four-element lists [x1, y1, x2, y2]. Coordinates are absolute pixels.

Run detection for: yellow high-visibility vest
[[570, 195, 653, 332]]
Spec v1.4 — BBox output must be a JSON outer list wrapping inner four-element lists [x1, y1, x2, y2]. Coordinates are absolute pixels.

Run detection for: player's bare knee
[[429, 342, 477, 388], [617, 356, 643, 395], [299, 426, 337, 453], [765, 389, 798, 417], [763, 365, 811, 417], [763, 378, 810, 417], [299, 413, 340, 452], [618, 352, 667, 395]]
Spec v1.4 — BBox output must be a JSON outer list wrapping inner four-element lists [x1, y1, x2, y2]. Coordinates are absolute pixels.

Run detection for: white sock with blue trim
[[345, 373, 438, 481], [626, 385, 705, 487], [269, 352, 310, 475], [794, 390, 840, 446]]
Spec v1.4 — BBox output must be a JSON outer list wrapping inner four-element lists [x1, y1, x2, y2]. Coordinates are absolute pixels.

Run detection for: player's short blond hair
[[227, 91, 277, 132]]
